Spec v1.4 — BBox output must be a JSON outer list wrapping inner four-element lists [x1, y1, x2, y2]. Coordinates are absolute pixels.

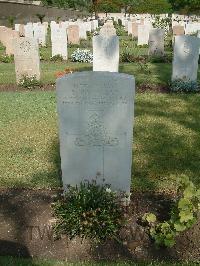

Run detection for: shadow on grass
[[0, 137, 63, 258], [133, 93, 200, 191], [30, 137, 62, 188]]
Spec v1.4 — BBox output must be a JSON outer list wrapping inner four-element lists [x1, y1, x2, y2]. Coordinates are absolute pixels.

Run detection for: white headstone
[[172, 36, 200, 81], [24, 23, 34, 38], [56, 72, 135, 194], [138, 25, 149, 45], [148, 28, 165, 56], [34, 24, 46, 46], [15, 24, 20, 32], [93, 35, 119, 72], [99, 24, 116, 37], [79, 23, 87, 40], [51, 27, 67, 60], [91, 20, 98, 31], [13, 37, 40, 83]]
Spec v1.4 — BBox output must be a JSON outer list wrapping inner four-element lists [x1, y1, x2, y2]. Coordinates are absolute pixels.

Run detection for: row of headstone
[[15, 22, 48, 46], [1, 18, 200, 87]]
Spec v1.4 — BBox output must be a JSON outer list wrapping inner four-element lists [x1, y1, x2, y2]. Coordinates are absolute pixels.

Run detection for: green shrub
[[80, 39, 92, 48], [19, 75, 41, 90], [143, 175, 200, 248], [137, 44, 148, 48], [165, 32, 173, 48], [68, 43, 80, 48], [148, 56, 164, 63], [170, 80, 200, 93], [120, 49, 147, 63], [50, 55, 63, 62], [118, 19, 122, 27], [86, 31, 93, 41], [0, 54, 14, 63], [52, 179, 127, 242], [116, 25, 127, 36]]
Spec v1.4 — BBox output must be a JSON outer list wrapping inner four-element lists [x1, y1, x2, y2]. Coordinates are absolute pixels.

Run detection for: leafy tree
[[130, 0, 172, 14], [96, 0, 120, 16], [169, 0, 200, 14], [116, 0, 137, 16]]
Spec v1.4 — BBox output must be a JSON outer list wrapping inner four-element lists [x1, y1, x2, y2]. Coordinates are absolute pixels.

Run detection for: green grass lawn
[[0, 91, 200, 192], [0, 61, 174, 85], [0, 256, 199, 266]]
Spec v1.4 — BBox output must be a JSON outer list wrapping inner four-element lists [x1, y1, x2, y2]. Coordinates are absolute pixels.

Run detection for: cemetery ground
[[0, 32, 200, 263]]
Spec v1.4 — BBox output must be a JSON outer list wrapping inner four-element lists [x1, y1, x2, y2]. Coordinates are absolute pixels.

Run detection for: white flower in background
[[71, 49, 93, 63], [106, 188, 111, 193]]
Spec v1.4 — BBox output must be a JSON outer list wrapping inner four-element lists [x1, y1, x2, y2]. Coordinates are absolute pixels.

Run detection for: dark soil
[[0, 84, 55, 92], [137, 84, 170, 93], [0, 188, 200, 262], [0, 83, 170, 93]]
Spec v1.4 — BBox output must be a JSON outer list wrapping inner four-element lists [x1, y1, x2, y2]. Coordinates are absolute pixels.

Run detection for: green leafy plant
[[170, 80, 200, 93], [0, 54, 14, 63], [56, 16, 61, 23], [152, 16, 171, 37], [137, 44, 148, 48], [143, 175, 200, 248], [19, 75, 41, 90], [118, 19, 122, 27], [52, 179, 127, 242], [67, 43, 80, 48], [50, 55, 63, 62], [116, 25, 127, 36]]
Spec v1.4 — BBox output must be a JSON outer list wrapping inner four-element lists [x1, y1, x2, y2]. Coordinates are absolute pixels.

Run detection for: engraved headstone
[[15, 24, 20, 32], [34, 24, 46, 46], [67, 25, 80, 45], [99, 24, 116, 37], [172, 36, 200, 81], [91, 20, 98, 31], [79, 23, 87, 40], [13, 37, 40, 83], [93, 35, 119, 72], [132, 23, 139, 38], [173, 25, 185, 36], [51, 27, 67, 60], [24, 23, 34, 38], [56, 72, 135, 194], [128, 21, 132, 35], [0, 26, 7, 46], [5, 29, 20, 55], [19, 24, 25, 37], [148, 29, 165, 56], [85, 21, 92, 32], [138, 25, 149, 45]]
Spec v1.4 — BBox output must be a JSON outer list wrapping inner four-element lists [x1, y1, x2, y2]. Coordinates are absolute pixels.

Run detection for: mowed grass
[[0, 256, 199, 266], [0, 36, 199, 86], [0, 61, 174, 85], [0, 91, 200, 192]]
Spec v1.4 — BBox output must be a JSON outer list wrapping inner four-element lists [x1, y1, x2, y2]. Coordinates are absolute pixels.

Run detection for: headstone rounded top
[[56, 71, 134, 84]]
